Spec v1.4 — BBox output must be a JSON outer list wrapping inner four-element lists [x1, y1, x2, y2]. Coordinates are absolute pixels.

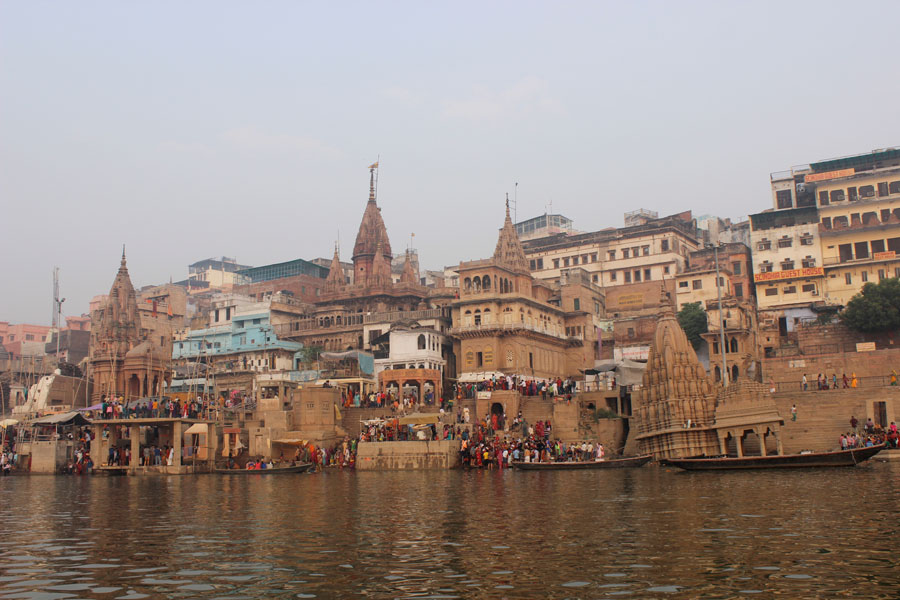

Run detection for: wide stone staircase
[[772, 387, 900, 454]]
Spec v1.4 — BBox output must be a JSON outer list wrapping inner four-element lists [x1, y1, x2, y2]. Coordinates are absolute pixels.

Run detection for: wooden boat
[[215, 463, 312, 474], [659, 444, 886, 471], [513, 454, 653, 470]]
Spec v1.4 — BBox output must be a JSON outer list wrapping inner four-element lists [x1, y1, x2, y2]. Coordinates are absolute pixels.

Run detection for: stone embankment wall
[[356, 440, 461, 470], [772, 387, 900, 454], [763, 322, 900, 390]]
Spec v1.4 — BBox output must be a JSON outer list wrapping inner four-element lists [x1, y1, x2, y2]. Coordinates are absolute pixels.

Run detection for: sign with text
[[874, 251, 896, 261], [614, 345, 649, 361], [754, 267, 824, 283], [615, 293, 644, 308], [856, 342, 876, 352], [804, 168, 855, 183]]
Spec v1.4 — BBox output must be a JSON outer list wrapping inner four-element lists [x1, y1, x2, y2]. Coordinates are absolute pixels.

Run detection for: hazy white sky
[[2, 1, 898, 324]]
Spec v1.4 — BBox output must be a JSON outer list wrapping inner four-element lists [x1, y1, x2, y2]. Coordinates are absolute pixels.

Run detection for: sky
[[2, 1, 899, 325]]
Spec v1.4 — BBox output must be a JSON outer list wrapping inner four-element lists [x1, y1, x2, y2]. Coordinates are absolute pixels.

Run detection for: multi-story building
[[450, 203, 605, 381], [810, 150, 900, 305], [373, 325, 447, 401], [515, 213, 576, 241], [187, 257, 251, 290], [521, 210, 700, 289], [0, 322, 52, 358], [748, 207, 824, 325], [759, 146, 900, 326], [172, 294, 304, 401], [675, 243, 760, 384]]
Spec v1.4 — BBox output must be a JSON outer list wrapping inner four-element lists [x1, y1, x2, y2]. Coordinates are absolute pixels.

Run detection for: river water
[[1, 461, 898, 599]]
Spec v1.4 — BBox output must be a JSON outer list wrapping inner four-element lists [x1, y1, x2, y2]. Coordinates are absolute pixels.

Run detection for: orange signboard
[[804, 168, 855, 183], [874, 251, 896, 260], [754, 267, 824, 283]]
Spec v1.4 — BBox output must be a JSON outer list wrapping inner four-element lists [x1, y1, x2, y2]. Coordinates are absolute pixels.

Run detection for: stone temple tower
[[352, 165, 393, 287], [632, 287, 721, 459]]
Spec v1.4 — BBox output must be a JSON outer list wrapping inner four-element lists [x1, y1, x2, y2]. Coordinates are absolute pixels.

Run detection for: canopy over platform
[[29, 411, 91, 427], [398, 413, 442, 426]]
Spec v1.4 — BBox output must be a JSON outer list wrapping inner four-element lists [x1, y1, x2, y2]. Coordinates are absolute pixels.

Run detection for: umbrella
[[0, 419, 18, 428]]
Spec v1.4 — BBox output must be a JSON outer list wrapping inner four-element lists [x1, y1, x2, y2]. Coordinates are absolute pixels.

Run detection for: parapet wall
[[356, 440, 461, 470]]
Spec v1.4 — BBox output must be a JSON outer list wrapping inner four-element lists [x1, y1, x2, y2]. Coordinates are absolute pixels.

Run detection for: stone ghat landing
[[773, 387, 900, 454], [356, 440, 461, 470]]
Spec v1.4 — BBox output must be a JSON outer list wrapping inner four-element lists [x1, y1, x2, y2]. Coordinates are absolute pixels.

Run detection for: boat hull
[[215, 463, 312, 474], [514, 455, 652, 470], [659, 444, 885, 471]]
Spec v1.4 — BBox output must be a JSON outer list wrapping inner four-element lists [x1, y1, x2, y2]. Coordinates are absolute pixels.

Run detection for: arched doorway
[[731, 364, 739, 382], [128, 374, 141, 399], [490, 402, 505, 431]]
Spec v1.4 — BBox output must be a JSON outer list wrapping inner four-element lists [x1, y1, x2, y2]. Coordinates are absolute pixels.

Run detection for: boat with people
[[215, 463, 313, 474], [659, 444, 886, 471], [513, 454, 653, 470]]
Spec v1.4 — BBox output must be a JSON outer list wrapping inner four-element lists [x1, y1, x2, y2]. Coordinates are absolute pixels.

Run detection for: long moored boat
[[514, 454, 653, 470], [659, 444, 886, 471], [215, 463, 313, 474]]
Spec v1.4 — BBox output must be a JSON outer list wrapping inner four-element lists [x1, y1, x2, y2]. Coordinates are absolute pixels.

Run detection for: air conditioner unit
[[811, 291, 819, 296]]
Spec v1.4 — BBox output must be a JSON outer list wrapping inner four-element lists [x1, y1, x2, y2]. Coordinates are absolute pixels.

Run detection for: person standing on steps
[[790, 404, 797, 422], [802, 374, 808, 391]]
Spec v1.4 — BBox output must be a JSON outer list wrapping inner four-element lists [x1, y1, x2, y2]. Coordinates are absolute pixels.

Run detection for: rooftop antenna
[[514, 182, 518, 224]]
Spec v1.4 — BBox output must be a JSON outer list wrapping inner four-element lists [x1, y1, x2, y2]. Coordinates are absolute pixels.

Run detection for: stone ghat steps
[[772, 388, 900, 453]]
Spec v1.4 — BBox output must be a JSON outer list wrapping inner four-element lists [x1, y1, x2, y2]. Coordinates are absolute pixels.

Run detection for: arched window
[[714, 365, 721, 382], [731, 364, 739, 382], [473, 278, 481, 292], [417, 334, 426, 350], [464, 278, 472, 292], [482, 275, 491, 290], [729, 338, 738, 353]]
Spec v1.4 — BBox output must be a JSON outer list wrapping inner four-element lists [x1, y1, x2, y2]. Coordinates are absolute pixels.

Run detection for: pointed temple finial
[[121, 244, 127, 268], [368, 160, 379, 203]]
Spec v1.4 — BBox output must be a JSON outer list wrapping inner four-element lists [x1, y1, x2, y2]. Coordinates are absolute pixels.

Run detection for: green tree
[[677, 302, 708, 350], [840, 278, 900, 332]]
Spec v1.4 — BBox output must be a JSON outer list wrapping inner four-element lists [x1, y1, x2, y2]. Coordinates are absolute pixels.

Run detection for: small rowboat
[[513, 454, 653, 470], [215, 463, 313, 474], [659, 444, 885, 471]]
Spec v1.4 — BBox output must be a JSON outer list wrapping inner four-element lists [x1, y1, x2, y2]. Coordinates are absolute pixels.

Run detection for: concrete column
[[718, 433, 727, 455], [173, 421, 182, 468], [91, 425, 102, 464], [736, 431, 744, 458], [207, 423, 218, 469], [130, 425, 140, 471], [758, 428, 768, 457], [775, 429, 784, 455]]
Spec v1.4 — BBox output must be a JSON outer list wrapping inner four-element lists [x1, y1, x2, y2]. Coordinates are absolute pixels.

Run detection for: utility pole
[[713, 244, 728, 388]]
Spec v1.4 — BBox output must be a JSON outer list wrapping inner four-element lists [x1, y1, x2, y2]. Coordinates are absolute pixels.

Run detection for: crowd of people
[[843, 416, 899, 448], [802, 373, 859, 390], [455, 376, 578, 400], [96, 395, 218, 420]]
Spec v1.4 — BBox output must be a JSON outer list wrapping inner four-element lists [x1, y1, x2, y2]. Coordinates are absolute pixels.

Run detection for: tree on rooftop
[[840, 278, 900, 332], [677, 302, 708, 350]]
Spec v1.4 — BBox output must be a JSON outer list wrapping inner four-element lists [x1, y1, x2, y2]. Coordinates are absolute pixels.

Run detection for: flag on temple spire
[[369, 161, 379, 169]]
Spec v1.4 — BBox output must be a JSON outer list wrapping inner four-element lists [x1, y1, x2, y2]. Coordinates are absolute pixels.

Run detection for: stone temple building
[[278, 167, 453, 353], [633, 286, 783, 459], [89, 251, 171, 401]]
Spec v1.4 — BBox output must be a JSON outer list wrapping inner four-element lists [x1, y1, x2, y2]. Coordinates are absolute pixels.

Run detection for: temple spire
[[326, 244, 344, 288], [401, 249, 419, 285], [493, 198, 529, 272]]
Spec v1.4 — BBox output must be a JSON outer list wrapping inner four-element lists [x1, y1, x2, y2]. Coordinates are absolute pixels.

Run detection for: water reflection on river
[[1, 462, 898, 599]]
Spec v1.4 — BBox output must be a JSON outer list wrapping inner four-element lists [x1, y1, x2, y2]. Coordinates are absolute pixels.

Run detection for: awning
[[273, 439, 308, 446], [0, 419, 18, 428], [29, 411, 91, 427], [79, 403, 103, 412], [398, 413, 441, 425], [183, 423, 208, 435]]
